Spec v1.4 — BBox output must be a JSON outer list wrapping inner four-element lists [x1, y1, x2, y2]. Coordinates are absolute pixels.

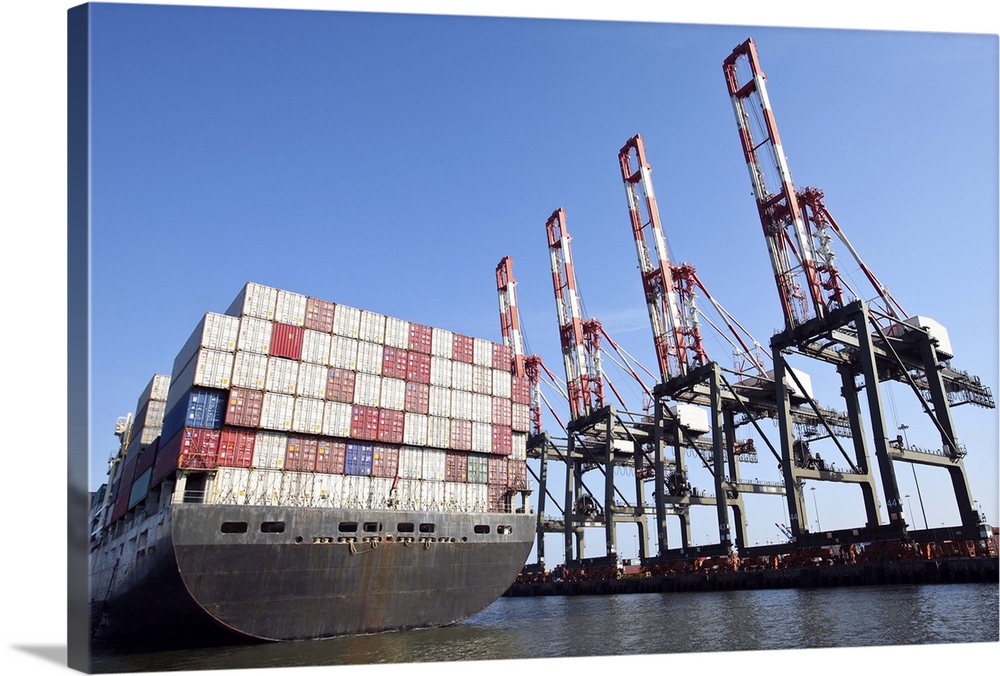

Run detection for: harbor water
[[90, 582, 999, 673]]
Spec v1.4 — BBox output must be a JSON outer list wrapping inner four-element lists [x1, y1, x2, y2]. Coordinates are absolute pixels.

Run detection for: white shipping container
[[492, 369, 512, 399], [451, 390, 473, 421], [252, 430, 287, 469], [265, 356, 299, 395], [402, 412, 428, 446], [393, 479, 422, 511], [369, 477, 396, 510], [466, 483, 488, 512], [227, 282, 278, 320], [451, 361, 473, 391], [430, 356, 452, 388], [472, 422, 492, 453], [356, 340, 384, 375], [274, 289, 308, 326], [172, 348, 234, 391], [147, 374, 172, 402], [210, 467, 252, 505], [250, 468, 286, 505], [312, 473, 344, 508], [428, 386, 451, 418], [358, 310, 386, 344], [384, 316, 410, 349], [292, 396, 325, 434], [427, 416, 450, 448], [341, 475, 373, 509], [332, 304, 362, 338], [237, 316, 273, 354], [329, 336, 359, 370], [174, 313, 241, 374], [296, 362, 328, 400], [398, 446, 424, 479], [422, 448, 447, 481], [472, 394, 492, 424], [231, 350, 268, 390], [444, 482, 467, 511], [421, 480, 446, 510], [472, 365, 492, 395], [511, 432, 528, 460], [380, 377, 406, 411], [322, 401, 353, 437], [259, 393, 294, 431], [473, 338, 493, 368], [431, 328, 453, 358], [139, 425, 163, 446], [511, 403, 531, 433], [353, 372, 382, 407], [300, 329, 332, 366], [282, 472, 313, 506]]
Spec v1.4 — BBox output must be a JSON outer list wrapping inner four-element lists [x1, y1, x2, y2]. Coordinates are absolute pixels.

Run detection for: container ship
[[89, 282, 536, 643]]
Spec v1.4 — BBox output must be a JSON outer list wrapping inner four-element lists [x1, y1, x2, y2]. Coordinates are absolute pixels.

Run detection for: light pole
[[811, 486, 821, 531], [900, 424, 929, 529], [905, 494, 913, 525]]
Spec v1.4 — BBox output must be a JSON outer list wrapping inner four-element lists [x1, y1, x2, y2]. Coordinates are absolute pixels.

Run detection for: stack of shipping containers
[[108, 374, 171, 523], [109, 282, 531, 522]]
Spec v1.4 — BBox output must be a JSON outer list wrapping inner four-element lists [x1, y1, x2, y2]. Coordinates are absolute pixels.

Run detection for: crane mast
[[723, 38, 827, 329], [619, 134, 707, 380], [496, 255, 548, 436], [546, 208, 603, 420]]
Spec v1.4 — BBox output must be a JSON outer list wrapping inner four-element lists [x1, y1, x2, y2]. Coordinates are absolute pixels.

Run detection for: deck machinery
[[722, 37, 994, 548]]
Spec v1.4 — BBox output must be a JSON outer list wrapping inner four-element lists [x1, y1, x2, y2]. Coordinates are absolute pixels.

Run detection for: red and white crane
[[496, 255, 563, 435], [545, 208, 605, 420], [619, 133, 767, 382]]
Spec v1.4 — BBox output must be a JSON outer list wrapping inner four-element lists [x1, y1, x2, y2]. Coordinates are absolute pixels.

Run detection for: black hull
[[92, 503, 534, 642]]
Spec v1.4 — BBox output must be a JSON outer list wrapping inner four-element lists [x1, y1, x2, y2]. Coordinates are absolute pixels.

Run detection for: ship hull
[[92, 503, 534, 642]]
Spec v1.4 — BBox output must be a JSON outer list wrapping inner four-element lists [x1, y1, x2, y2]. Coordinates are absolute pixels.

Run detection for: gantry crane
[[619, 133, 863, 558], [496, 254, 570, 569], [723, 37, 994, 546], [544, 207, 656, 567]]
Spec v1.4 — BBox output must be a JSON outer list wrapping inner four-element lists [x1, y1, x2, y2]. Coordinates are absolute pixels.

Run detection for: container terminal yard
[[497, 38, 998, 594]]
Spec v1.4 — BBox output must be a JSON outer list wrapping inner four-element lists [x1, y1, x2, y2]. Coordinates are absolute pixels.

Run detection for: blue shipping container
[[162, 388, 226, 441], [344, 442, 374, 476]]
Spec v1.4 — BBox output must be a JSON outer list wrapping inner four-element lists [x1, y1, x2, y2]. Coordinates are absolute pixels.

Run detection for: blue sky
[[84, 4, 998, 553], [4, 1, 998, 674]]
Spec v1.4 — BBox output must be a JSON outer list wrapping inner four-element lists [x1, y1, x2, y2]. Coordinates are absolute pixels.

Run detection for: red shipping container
[[491, 425, 512, 456], [372, 443, 400, 478], [177, 427, 222, 470], [452, 333, 474, 363], [445, 451, 468, 482], [488, 484, 509, 513], [377, 409, 405, 444], [508, 459, 528, 490], [382, 347, 409, 380], [408, 323, 433, 354], [270, 322, 304, 360], [110, 456, 138, 523], [151, 428, 183, 487], [450, 419, 472, 451], [488, 456, 508, 486], [350, 405, 380, 441], [286, 435, 319, 472], [134, 436, 159, 476], [406, 351, 431, 384], [492, 343, 512, 371], [325, 368, 356, 403], [511, 375, 530, 405], [315, 438, 346, 474], [218, 427, 256, 468], [225, 387, 264, 427], [404, 382, 430, 414], [492, 397, 512, 426], [304, 297, 336, 333]]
